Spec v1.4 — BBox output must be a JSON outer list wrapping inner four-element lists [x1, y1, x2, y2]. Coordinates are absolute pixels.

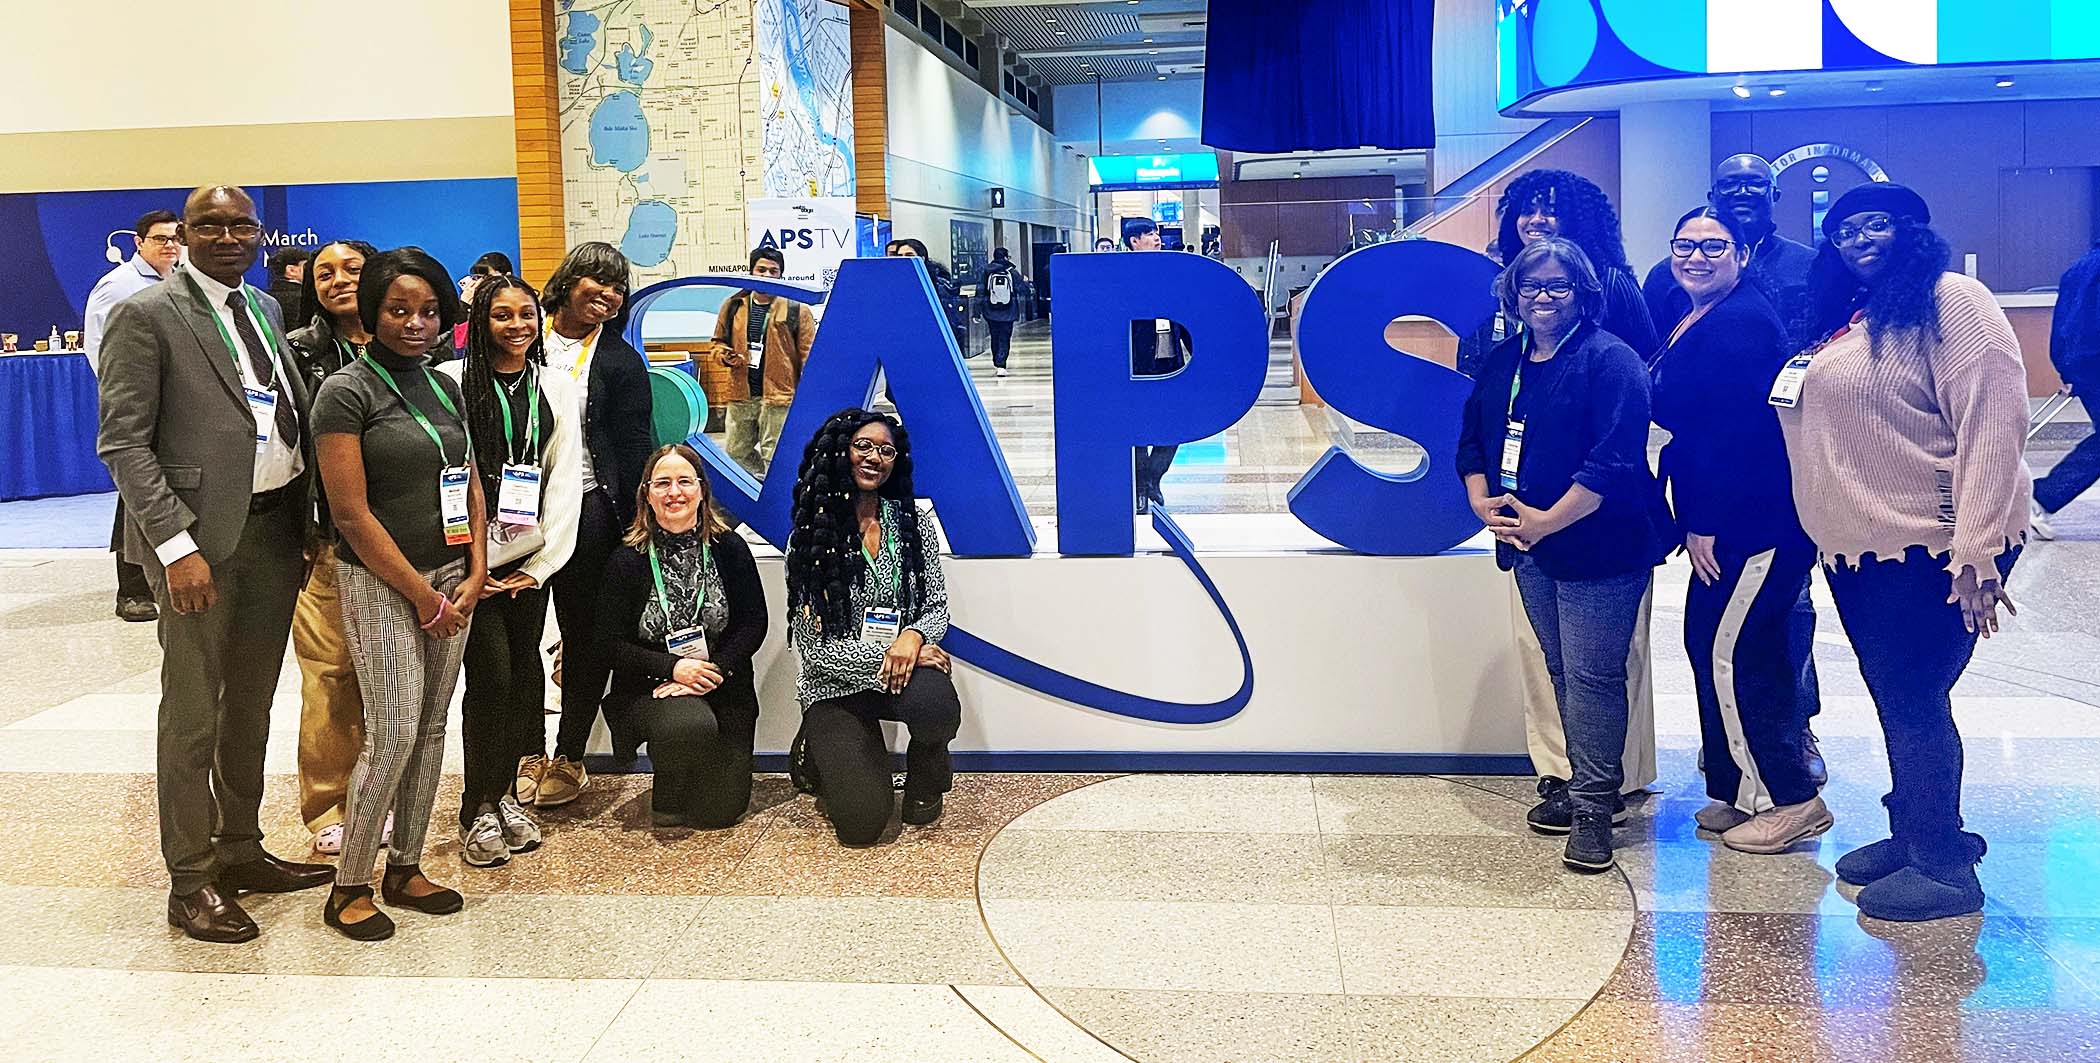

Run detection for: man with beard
[[1643, 155, 1819, 350]]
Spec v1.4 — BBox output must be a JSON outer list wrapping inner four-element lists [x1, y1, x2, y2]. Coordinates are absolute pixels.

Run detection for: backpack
[[986, 268, 1013, 306]]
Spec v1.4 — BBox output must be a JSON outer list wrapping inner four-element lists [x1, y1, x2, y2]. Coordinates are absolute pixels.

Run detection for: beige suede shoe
[[1721, 797, 1834, 855]]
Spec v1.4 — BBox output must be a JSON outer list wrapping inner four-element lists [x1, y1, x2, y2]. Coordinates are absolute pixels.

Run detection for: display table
[[0, 352, 113, 502]]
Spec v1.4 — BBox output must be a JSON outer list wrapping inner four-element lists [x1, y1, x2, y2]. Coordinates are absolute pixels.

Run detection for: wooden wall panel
[[850, 2, 890, 217], [511, 0, 567, 284]]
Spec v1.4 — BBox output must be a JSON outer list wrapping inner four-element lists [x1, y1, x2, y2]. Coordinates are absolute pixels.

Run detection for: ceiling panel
[[974, 1, 1206, 84]]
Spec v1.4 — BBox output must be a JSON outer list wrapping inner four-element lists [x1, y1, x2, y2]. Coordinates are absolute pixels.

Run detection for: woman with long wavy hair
[[1494, 169, 1659, 355], [785, 408, 961, 846], [1778, 183, 2032, 922]]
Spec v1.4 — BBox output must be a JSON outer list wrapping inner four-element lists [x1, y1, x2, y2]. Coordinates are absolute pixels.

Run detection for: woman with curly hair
[[1494, 169, 1659, 356], [1777, 183, 2032, 922], [785, 408, 960, 845]]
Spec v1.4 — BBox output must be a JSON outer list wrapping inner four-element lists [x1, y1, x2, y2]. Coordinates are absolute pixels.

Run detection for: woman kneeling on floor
[[785, 408, 961, 846], [597, 443, 769, 828]]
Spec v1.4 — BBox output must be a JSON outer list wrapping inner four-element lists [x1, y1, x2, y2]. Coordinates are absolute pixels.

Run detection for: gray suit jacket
[[96, 266, 314, 575]]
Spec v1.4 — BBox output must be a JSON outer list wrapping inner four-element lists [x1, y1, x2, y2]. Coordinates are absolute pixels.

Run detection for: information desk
[[586, 514, 1532, 774], [0, 352, 112, 502]]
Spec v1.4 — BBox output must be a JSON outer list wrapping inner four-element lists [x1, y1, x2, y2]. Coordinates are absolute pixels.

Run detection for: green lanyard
[[360, 352, 465, 466], [334, 337, 365, 372], [648, 539, 711, 626], [185, 272, 282, 386], [860, 502, 900, 606], [1507, 326, 1580, 423], [490, 366, 542, 466]]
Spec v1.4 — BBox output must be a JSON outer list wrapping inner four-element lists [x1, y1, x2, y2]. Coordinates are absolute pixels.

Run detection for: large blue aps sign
[[624, 242, 1498, 720]]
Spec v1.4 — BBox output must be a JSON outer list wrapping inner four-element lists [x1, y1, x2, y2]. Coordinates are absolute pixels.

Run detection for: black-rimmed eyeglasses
[[1669, 238, 1736, 259]]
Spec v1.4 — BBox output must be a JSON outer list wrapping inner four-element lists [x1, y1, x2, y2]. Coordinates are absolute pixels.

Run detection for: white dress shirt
[[83, 255, 165, 373], [154, 263, 307, 567], [544, 323, 602, 493]]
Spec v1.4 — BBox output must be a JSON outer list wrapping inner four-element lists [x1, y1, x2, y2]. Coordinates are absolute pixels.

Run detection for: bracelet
[[418, 595, 450, 631]]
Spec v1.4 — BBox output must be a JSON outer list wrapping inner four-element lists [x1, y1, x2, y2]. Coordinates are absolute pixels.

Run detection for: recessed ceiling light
[[1156, 75, 1167, 80], [1730, 84, 1752, 99], [1045, 17, 1056, 23], [1864, 81, 1885, 92], [1995, 75, 2015, 88], [1767, 86, 1787, 97], [1143, 38, 1154, 43], [1055, 29, 1066, 35], [1292, 172, 1303, 179], [1148, 49, 1158, 54]]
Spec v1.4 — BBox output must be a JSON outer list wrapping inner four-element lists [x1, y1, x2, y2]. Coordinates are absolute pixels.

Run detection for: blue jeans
[[2034, 368, 2100, 514], [1825, 545, 2019, 872], [1511, 556, 1653, 816]]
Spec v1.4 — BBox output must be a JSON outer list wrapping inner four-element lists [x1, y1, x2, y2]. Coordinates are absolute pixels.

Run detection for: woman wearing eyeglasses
[[785, 408, 960, 846], [595, 443, 768, 828], [1457, 237, 1671, 875], [1651, 208, 1828, 856], [1778, 184, 2032, 922]]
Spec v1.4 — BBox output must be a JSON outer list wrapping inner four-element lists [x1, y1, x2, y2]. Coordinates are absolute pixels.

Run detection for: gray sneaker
[[460, 809, 509, 868], [497, 796, 543, 854]]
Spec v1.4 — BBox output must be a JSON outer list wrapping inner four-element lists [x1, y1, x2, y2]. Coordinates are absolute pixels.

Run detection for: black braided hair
[[785, 408, 924, 638], [1805, 217, 1950, 356], [1495, 169, 1633, 274], [461, 275, 546, 499]]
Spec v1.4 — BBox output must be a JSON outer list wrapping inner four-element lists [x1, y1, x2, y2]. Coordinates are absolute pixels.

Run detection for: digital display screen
[[1088, 153, 1222, 191]]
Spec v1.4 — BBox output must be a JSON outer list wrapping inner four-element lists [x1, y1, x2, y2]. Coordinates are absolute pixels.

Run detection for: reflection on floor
[[3, 323, 2098, 1060]]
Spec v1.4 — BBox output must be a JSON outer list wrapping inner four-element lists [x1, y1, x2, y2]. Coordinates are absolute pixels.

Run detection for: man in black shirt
[[712, 246, 814, 475], [1642, 155, 1819, 350]]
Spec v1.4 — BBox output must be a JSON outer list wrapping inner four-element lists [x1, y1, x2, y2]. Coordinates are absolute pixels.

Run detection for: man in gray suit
[[98, 185, 334, 943]]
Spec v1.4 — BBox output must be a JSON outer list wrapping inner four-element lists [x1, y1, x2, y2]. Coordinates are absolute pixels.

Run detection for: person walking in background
[[528, 242, 654, 807], [311, 247, 486, 941], [441, 273, 581, 867], [597, 443, 768, 828], [1650, 208, 1829, 855], [1456, 237, 1671, 874], [1094, 237, 1116, 253], [2031, 240, 2100, 538], [1779, 184, 2032, 922], [785, 409, 961, 845], [85, 207, 182, 623], [97, 185, 334, 943], [712, 246, 815, 476], [1125, 220, 1193, 512], [1494, 169, 1658, 356], [285, 237, 381, 856], [887, 238, 968, 357], [975, 247, 1028, 377], [1641, 155, 1820, 350]]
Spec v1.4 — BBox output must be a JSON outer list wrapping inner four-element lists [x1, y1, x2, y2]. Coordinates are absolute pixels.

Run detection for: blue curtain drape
[[1202, 0, 1436, 153]]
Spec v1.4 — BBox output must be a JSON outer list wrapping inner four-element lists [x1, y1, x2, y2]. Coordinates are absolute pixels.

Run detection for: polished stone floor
[[2, 324, 2098, 1061]]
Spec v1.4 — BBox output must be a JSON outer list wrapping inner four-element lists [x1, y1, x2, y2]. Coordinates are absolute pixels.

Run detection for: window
[[1003, 71, 1016, 95], [893, 0, 917, 22], [1025, 88, 1039, 112], [943, 23, 965, 56], [917, 6, 940, 35], [966, 41, 980, 70]]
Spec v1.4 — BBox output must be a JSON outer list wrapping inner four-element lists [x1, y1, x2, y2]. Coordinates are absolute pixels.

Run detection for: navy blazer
[[582, 327, 656, 526], [1456, 320, 1671, 580]]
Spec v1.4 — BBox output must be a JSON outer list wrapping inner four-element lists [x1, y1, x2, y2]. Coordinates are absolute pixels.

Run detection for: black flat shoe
[[323, 885, 394, 942], [380, 865, 464, 915], [902, 794, 943, 826]]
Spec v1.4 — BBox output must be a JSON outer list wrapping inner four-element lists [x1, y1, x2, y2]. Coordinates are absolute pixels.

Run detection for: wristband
[[418, 595, 450, 631]]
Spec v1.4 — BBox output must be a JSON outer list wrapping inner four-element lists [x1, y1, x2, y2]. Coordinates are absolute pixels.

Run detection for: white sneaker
[[460, 809, 510, 867], [2030, 500, 2057, 541], [497, 796, 543, 853], [313, 823, 344, 856], [995, 367, 1009, 378]]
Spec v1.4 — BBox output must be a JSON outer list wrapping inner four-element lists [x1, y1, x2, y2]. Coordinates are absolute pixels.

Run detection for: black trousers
[[459, 581, 550, 827], [1135, 445, 1179, 504], [804, 669, 961, 845], [111, 500, 150, 600], [987, 319, 1015, 368], [552, 489, 625, 761], [1684, 541, 1822, 812], [618, 679, 759, 827]]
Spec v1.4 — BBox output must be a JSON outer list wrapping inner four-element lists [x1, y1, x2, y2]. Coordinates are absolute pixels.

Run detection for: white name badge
[[748, 338, 765, 368], [861, 607, 902, 644], [244, 386, 276, 446], [1499, 420, 1525, 491], [440, 466, 473, 546], [497, 463, 542, 526], [666, 626, 710, 661], [1769, 355, 1812, 409]]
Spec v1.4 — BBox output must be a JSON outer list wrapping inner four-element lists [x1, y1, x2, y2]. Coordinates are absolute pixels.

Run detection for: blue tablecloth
[[0, 353, 114, 502]]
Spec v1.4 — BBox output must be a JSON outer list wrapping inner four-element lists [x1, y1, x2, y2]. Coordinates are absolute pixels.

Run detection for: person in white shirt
[[85, 208, 182, 621]]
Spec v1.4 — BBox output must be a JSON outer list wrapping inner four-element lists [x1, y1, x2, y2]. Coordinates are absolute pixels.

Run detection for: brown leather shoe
[[167, 884, 259, 944], [218, 851, 335, 894]]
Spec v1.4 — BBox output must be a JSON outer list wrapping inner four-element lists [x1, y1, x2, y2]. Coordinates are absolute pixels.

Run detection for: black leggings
[[804, 669, 962, 845], [617, 680, 759, 828], [552, 490, 624, 760], [459, 583, 551, 828]]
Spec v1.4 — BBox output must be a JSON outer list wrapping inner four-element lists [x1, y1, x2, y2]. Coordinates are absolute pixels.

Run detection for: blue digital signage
[[1498, 0, 2100, 114], [1088, 152, 1221, 192]]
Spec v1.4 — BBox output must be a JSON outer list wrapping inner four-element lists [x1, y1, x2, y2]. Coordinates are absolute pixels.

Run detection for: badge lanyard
[[1770, 310, 1864, 411], [185, 272, 283, 389], [360, 352, 465, 465], [648, 539, 712, 628], [334, 337, 366, 373], [548, 322, 599, 379], [1500, 327, 1578, 490], [491, 366, 542, 466]]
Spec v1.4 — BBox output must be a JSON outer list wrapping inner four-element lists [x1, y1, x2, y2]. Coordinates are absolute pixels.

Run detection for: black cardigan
[[1456, 320, 1671, 580], [1650, 283, 1808, 551], [583, 328, 657, 526], [594, 530, 769, 698]]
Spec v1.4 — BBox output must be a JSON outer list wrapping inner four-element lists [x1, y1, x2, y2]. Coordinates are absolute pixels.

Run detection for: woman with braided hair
[[786, 408, 961, 845], [437, 274, 582, 867]]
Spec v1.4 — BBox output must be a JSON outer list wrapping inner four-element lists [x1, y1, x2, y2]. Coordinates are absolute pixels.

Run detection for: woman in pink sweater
[[1777, 184, 2031, 923]]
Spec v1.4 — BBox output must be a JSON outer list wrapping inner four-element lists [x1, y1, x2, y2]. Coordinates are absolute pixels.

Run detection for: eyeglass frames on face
[[850, 438, 899, 460], [1713, 179, 1771, 197], [186, 222, 262, 240], [649, 476, 700, 492], [140, 234, 180, 247], [1833, 214, 1896, 246], [1516, 280, 1574, 299], [1669, 238, 1736, 259]]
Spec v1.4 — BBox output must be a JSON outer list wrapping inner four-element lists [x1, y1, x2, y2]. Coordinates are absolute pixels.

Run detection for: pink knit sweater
[[1777, 273, 2031, 577]]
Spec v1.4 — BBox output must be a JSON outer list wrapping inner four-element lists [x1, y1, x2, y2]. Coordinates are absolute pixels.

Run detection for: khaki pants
[[1513, 579, 1658, 794], [724, 397, 789, 476], [294, 551, 366, 832]]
